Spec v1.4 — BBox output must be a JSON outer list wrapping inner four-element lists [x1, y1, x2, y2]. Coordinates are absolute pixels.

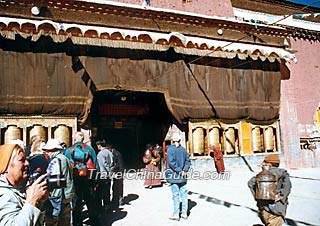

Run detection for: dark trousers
[[96, 179, 111, 208], [72, 177, 99, 226], [111, 178, 124, 207]]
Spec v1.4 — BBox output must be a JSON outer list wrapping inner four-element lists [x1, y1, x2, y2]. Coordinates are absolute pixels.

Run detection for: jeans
[[171, 182, 188, 214]]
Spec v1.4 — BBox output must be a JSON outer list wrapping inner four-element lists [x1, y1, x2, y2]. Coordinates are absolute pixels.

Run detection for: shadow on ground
[[178, 198, 197, 217], [81, 194, 139, 226], [187, 199, 197, 216], [285, 218, 320, 226], [99, 209, 128, 226], [98, 194, 139, 226], [188, 190, 319, 226], [289, 176, 320, 181], [188, 190, 257, 212], [122, 193, 139, 205]]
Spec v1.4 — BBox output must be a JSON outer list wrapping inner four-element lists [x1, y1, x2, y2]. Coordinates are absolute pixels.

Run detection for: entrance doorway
[[98, 126, 139, 169], [90, 90, 173, 169]]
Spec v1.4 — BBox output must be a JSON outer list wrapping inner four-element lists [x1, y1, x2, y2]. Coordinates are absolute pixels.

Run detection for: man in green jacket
[[248, 154, 292, 226]]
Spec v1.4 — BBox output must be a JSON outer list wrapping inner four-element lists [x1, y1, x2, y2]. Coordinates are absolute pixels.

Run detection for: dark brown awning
[[0, 47, 281, 124]]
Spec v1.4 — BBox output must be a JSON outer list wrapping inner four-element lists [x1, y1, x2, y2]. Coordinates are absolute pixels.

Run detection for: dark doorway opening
[[98, 126, 137, 169], [90, 90, 173, 169]]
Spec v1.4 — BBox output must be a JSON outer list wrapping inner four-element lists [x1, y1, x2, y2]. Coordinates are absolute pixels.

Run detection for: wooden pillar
[[48, 126, 52, 140], [22, 127, 27, 145], [240, 121, 252, 155]]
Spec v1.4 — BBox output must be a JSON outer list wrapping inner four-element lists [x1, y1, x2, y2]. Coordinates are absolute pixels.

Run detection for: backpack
[[111, 148, 124, 173], [46, 154, 67, 191], [28, 153, 50, 176], [70, 144, 95, 177]]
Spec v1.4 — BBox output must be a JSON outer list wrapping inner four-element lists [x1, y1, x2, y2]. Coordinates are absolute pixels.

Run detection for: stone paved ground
[[96, 167, 320, 226]]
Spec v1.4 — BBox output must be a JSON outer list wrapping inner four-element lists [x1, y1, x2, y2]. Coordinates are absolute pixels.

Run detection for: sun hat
[[0, 144, 19, 174], [42, 139, 63, 151]]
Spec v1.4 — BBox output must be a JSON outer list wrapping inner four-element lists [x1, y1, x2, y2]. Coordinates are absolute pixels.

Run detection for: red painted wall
[[284, 39, 320, 124], [110, 0, 234, 17], [280, 39, 320, 168]]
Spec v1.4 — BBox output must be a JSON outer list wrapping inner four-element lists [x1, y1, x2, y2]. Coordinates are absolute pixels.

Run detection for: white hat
[[42, 139, 63, 151], [172, 133, 181, 142]]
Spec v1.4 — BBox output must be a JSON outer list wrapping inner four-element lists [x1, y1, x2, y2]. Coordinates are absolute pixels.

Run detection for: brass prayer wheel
[[4, 125, 22, 144], [208, 127, 220, 148], [252, 127, 263, 152], [255, 165, 277, 201], [54, 125, 70, 147], [225, 127, 235, 153], [30, 125, 46, 141], [264, 127, 275, 151], [193, 127, 204, 155]]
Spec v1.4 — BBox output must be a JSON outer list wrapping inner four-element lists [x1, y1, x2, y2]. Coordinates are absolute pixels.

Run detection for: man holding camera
[[0, 144, 49, 226], [42, 139, 74, 226]]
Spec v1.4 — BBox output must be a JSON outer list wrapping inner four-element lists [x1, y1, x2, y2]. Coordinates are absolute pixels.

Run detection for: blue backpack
[[70, 144, 93, 177]]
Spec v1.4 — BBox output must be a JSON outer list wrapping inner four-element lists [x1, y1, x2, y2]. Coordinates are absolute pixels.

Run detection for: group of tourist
[[0, 131, 124, 226], [0, 130, 292, 226]]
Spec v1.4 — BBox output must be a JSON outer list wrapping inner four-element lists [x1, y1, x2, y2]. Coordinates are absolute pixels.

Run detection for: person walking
[[42, 139, 74, 226], [96, 139, 113, 210], [166, 134, 191, 221], [248, 154, 292, 226], [143, 144, 161, 189], [64, 132, 99, 226], [0, 144, 49, 226]]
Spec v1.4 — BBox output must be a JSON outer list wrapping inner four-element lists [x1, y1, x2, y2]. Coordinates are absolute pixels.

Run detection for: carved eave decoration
[[231, 0, 319, 16], [231, 0, 320, 41], [0, 0, 296, 62]]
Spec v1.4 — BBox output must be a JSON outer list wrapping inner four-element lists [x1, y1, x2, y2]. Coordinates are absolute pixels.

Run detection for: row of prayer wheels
[[3, 125, 71, 147], [192, 126, 276, 155], [192, 127, 237, 155], [252, 126, 275, 152]]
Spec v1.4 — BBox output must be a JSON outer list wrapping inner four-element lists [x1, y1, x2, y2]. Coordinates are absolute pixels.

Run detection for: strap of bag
[[70, 144, 89, 162]]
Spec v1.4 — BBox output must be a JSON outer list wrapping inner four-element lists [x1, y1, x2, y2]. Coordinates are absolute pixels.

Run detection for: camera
[[47, 174, 66, 191], [29, 171, 66, 191]]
